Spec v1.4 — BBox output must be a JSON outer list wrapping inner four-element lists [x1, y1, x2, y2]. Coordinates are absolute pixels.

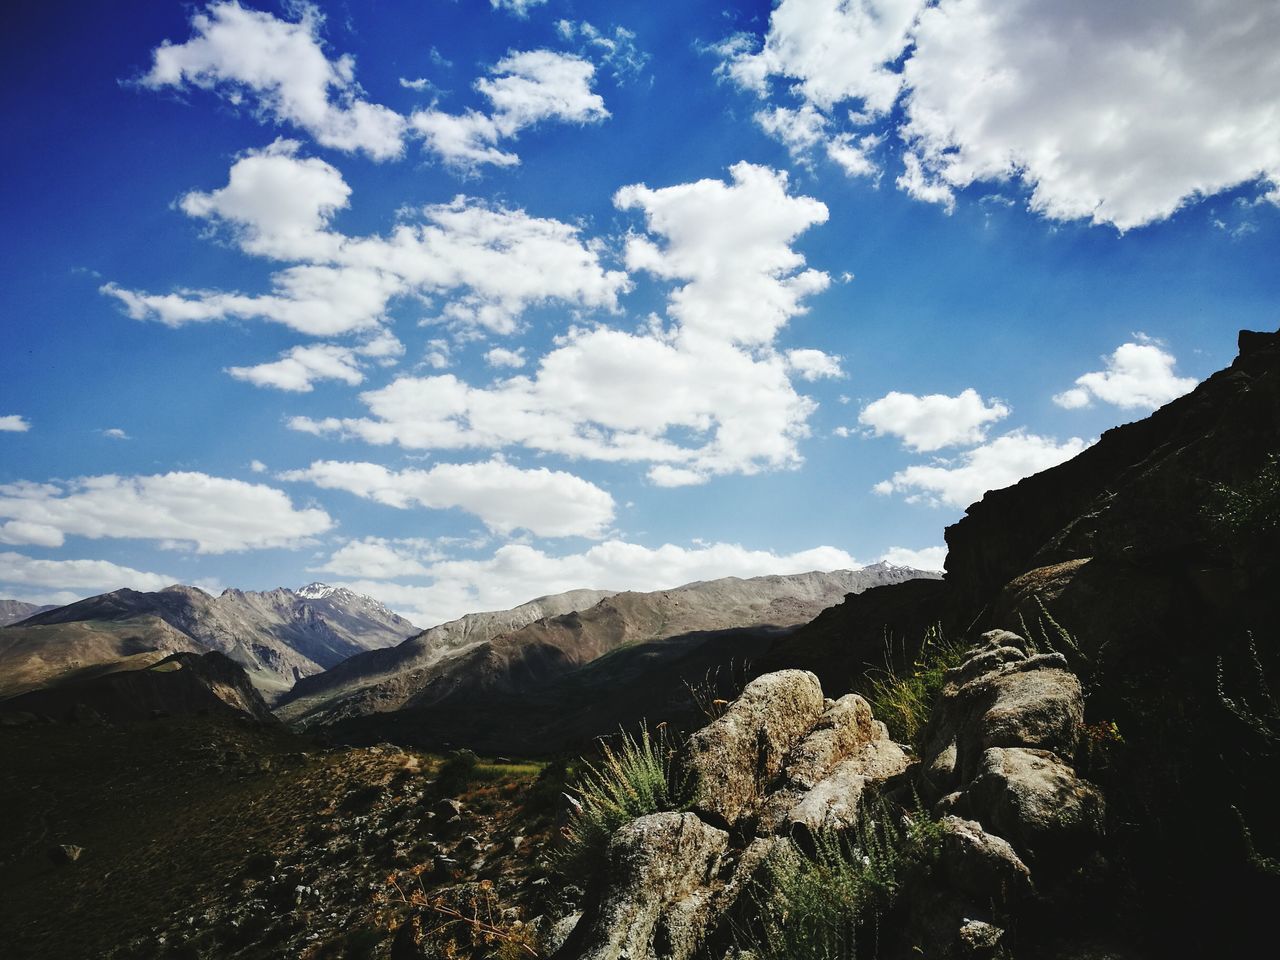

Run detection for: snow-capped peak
[[297, 582, 337, 600]]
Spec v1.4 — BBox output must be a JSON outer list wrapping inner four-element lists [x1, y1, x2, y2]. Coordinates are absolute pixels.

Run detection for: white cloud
[[312, 537, 442, 580], [0, 551, 185, 596], [880, 545, 947, 570], [900, 0, 1280, 229], [556, 20, 650, 82], [227, 343, 365, 392], [178, 139, 349, 261], [1, 415, 32, 432], [615, 162, 830, 346], [719, 0, 1280, 229], [859, 388, 1010, 451], [786, 348, 843, 381], [717, 0, 923, 174], [485, 347, 526, 369], [290, 163, 834, 485], [102, 428, 131, 440], [249, 460, 268, 473], [874, 429, 1089, 508], [279, 458, 615, 538], [142, 2, 405, 160], [0, 473, 332, 553], [490, 0, 547, 18], [1053, 339, 1198, 411], [326, 539, 860, 627], [104, 143, 629, 337], [410, 50, 608, 171]]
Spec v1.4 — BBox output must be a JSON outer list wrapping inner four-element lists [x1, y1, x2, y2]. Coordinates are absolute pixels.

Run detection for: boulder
[[572, 812, 729, 960], [922, 633, 1084, 792], [684, 670, 824, 827], [782, 693, 878, 790], [939, 816, 1032, 902], [965, 747, 1104, 865]]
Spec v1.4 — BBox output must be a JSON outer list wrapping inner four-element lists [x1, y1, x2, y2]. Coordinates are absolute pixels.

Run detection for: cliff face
[[944, 328, 1280, 604], [754, 329, 1280, 956]]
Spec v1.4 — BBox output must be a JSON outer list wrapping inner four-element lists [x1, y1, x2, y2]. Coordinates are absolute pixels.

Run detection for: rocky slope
[[279, 565, 937, 740], [0, 615, 203, 701], [277, 587, 616, 726], [13, 583, 418, 699], [1, 650, 277, 724], [748, 328, 1280, 955], [0, 599, 56, 627]]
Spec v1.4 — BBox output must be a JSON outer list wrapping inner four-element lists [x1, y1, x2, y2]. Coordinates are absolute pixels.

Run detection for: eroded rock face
[[922, 632, 1084, 793], [684, 670, 824, 828], [572, 812, 729, 960]]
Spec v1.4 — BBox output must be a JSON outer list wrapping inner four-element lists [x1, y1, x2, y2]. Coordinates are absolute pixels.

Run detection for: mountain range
[[278, 563, 938, 749], [0, 583, 418, 701]]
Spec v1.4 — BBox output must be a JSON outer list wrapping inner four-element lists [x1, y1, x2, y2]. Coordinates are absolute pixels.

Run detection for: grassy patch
[[865, 625, 965, 750], [750, 802, 944, 960], [558, 725, 689, 876]]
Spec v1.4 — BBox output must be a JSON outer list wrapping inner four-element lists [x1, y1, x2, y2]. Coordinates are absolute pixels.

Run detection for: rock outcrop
[[556, 632, 1107, 960]]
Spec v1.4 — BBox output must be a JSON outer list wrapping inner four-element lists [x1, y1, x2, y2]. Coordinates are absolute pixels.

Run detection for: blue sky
[[2, 0, 1277, 626]]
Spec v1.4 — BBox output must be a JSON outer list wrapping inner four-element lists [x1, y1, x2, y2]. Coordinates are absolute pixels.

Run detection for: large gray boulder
[[964, 747, 1105, 865], [769, 740, 910, 837], [782, 693, 878, 790], [573, 812, 729, 960], [922, 632, 1084, 793], [684, 670, 824, 827]]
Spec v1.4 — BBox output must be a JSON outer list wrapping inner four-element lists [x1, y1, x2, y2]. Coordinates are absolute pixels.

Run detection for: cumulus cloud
[[0, 551, 187, 597], [485, 347, 526, 369], [717, 0, 921, 174], [900, 0, 1280, 229], [786, 348, 843, 381], [323, 539, 860, 627], [880, 545, 947, 570], [859, 388, 1010, 452], [874, 430, 1088, 508], [103, 142, 629, 337], [141, 2, 405, 160], [719, 0, 1280, 228], [615, 162, 830, 346], [311, 537, 442, 580], [0, 415, 31, 432], [227, 343, 365, 392], [279, 458, 615, 538], [101, 428, 131, 440], [0, 473, 332, 553], [410, 50, 608, 171], [1053, 339, 1198, 411], [290, 163, 834, 486]]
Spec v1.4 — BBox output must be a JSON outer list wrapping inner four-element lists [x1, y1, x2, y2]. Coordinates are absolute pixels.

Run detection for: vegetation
[[1203, 453, 1280, 538], [749, 802, 945, 960], [684, 658, 752, 723], [865, 625, 965, 750], [558, 724, 690, 876]]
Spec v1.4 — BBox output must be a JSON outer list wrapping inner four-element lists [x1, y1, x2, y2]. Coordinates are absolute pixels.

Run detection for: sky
[[1, 0, 1277, 627]]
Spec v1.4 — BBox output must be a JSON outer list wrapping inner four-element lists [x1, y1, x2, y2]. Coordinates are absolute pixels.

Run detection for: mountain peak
[[297, 582, 337, 600]]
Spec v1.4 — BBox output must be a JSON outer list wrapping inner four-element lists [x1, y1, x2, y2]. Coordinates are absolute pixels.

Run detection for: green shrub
[[1204, 454, 1280, 538], [558, 725, 689, 876], [865, 625, 965, 750], [750, 802, 944, 960]]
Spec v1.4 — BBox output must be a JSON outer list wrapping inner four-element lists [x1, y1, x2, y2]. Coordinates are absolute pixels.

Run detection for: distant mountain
[[278, 564, 938, 737], [0, 599, 57, 627], [10, 583, 418, 700], [0, 650, 275, 724]]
